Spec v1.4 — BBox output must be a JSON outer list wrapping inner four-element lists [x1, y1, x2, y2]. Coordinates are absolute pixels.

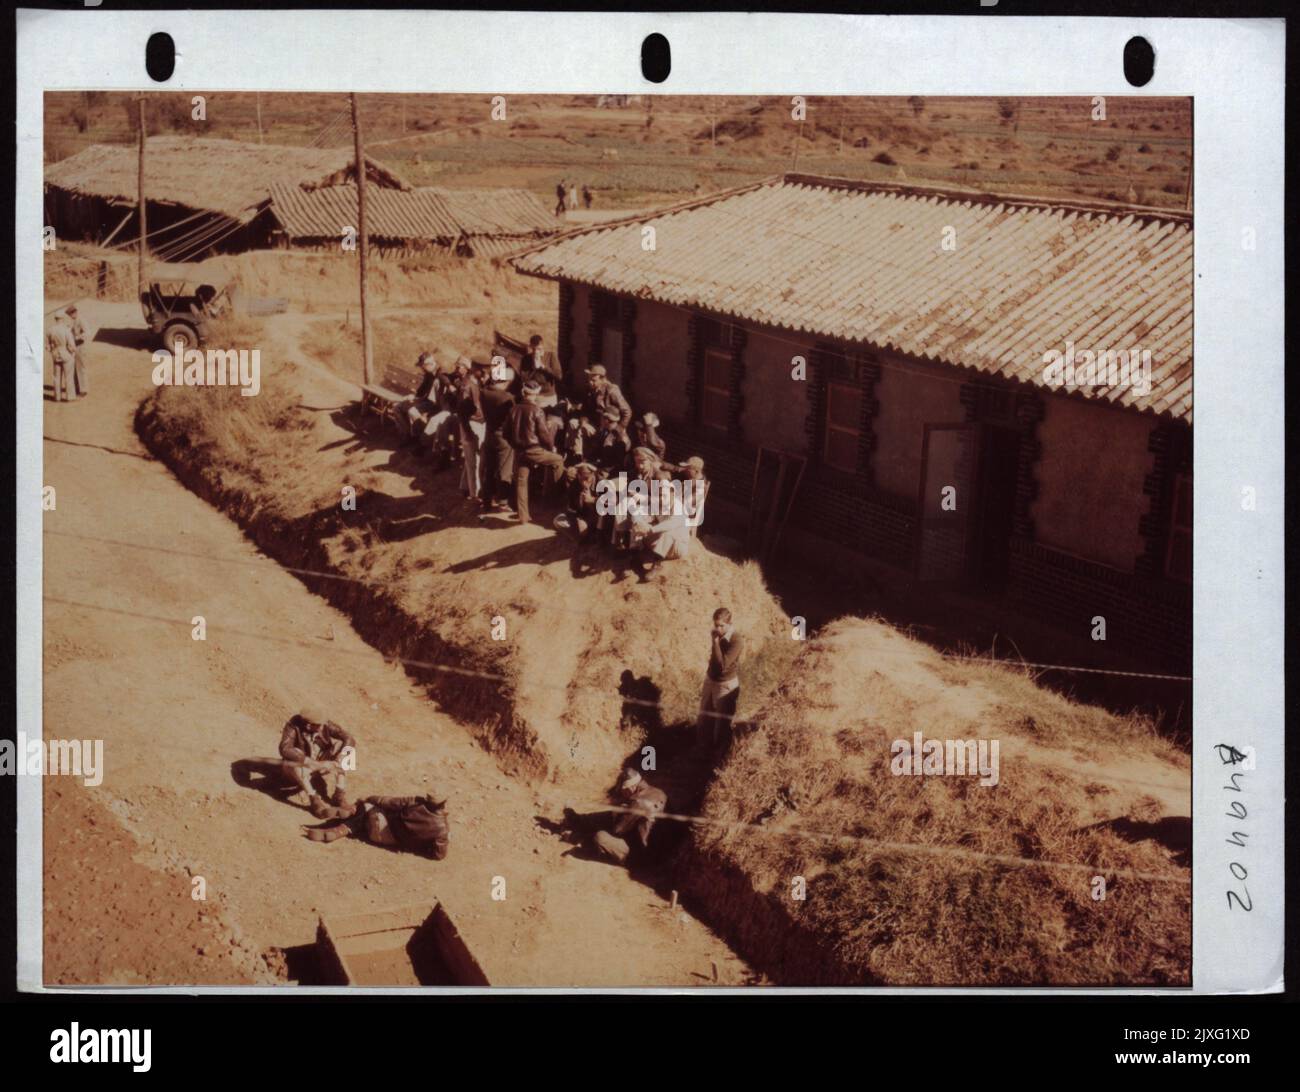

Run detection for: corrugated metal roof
[[512, 174, 1193, 422], [266, 182, 557, 251], [44, 137, 408, 222]]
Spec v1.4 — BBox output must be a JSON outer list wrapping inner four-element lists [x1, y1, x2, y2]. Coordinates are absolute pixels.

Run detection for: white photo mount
[[14, 9, 1285, 996]]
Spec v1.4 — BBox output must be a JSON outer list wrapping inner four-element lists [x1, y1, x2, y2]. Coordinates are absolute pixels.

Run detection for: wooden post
[[255, 92, 264, 143], [791, 117, 804, 172], [136, 95, 147, 299], [351, 92, 374, 386]]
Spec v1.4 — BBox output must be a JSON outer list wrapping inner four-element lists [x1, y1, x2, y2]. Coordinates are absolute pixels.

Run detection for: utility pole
[[137, 95, 147, 297], [837, 107, 844, 158], [791, 117, 805, 173], [350, 92, 374, 385], [255, 92, 264, 143]]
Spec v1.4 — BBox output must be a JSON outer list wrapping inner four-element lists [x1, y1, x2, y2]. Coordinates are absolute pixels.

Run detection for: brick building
[[511, 174, 1192, 668]]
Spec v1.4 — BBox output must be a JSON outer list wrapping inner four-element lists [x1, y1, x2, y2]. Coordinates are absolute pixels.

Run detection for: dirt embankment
[[678, 618, 1191, 986]]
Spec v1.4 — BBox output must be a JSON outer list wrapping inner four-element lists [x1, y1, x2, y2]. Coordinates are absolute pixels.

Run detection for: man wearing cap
[[65, 304, 89, 398], [278, 710, 356, 814], [592, 407, 631, 475], [46, 310, 77, 402], [419, 356, 467, 467], [554, 462, 600, 543], [630, 412, 665, 463], [581, 364, 632, 431], [680, 456, 709, 534], [591, 768, 668, 866], [403, 353, 442, 441], [506, 381, 565, 525], [630, 476, 692, 580], [478, 365, 517, 513]]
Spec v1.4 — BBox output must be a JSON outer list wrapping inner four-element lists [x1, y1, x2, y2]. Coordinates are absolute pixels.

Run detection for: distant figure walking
[[581, 184, 593, 209], [566, 182, 578, 211], [698, 608, 744, 746], [555, 179, 568, 217]]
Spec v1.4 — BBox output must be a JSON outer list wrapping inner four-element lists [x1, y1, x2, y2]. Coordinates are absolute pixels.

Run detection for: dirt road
[[41, 300, 750, 987]]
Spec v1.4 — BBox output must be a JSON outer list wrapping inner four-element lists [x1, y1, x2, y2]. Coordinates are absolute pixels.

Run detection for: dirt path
[[41, 299, 750, 987]]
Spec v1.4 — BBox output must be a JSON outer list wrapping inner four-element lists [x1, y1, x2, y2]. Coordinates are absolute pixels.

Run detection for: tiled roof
[[266, 183, 556, 251], [44, 137, 408, 222], [512, 174, 1193, 422]]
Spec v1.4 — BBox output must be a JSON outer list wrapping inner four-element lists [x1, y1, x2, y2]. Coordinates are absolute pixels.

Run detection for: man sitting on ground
[[553, 462, 600, 543], [591, 768, 668, 866], [630, 477, 692, 580], [278, 709, 355, 815]]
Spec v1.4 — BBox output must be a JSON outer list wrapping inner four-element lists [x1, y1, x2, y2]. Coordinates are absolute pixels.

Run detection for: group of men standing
[[399, 334, 709, 579], [45, 304, 88, 402]]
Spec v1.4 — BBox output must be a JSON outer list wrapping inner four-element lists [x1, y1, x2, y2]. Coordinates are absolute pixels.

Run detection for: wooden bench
[[358, 363, 421, 434]]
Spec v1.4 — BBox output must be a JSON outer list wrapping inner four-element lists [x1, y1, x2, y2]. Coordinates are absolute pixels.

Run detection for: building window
[[699, 318, 731, 432], [1165, 472, 1191, 582], [824, 381, 863, 472]]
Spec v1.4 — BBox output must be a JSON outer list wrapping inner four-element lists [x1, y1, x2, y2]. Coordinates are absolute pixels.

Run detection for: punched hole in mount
[[641, 33, 671, 84], [145, 32, 176, 83], [1123, 36, 1155, 88]]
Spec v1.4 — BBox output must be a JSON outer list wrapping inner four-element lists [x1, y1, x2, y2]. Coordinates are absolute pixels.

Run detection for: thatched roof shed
[[45, 136, 409, 222]]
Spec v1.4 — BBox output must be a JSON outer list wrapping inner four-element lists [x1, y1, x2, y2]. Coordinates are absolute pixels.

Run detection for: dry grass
[[684, 617, 1190, 985]]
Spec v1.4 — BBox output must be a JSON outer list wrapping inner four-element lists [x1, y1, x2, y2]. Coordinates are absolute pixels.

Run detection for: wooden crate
[[316, 903, 489, 987]]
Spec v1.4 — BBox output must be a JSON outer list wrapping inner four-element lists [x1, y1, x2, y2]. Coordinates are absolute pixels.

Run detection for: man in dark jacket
[[592, 407, 631, 475], [580, 364, 632, 431], [305, 793, 449, 859], [359, 794, 450, 859], [403, 354, 442, 441], [592, 769, 667, 865], [278, 710, 356, 812], [478, 368, 516, 512], [517, 334, 565, 399], [507, 383, 565, 524]]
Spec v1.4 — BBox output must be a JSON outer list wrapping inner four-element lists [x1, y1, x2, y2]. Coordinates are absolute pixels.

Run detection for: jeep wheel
[[162, 322, 198, 354]]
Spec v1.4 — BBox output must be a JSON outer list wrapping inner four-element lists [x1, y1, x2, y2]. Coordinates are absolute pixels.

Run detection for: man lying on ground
[[305, 793, 450, 860], [278, 710, 355, 815]]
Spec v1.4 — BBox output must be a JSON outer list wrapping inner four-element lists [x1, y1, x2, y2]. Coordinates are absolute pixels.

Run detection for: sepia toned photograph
[[37, 88, 1195, 989]]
